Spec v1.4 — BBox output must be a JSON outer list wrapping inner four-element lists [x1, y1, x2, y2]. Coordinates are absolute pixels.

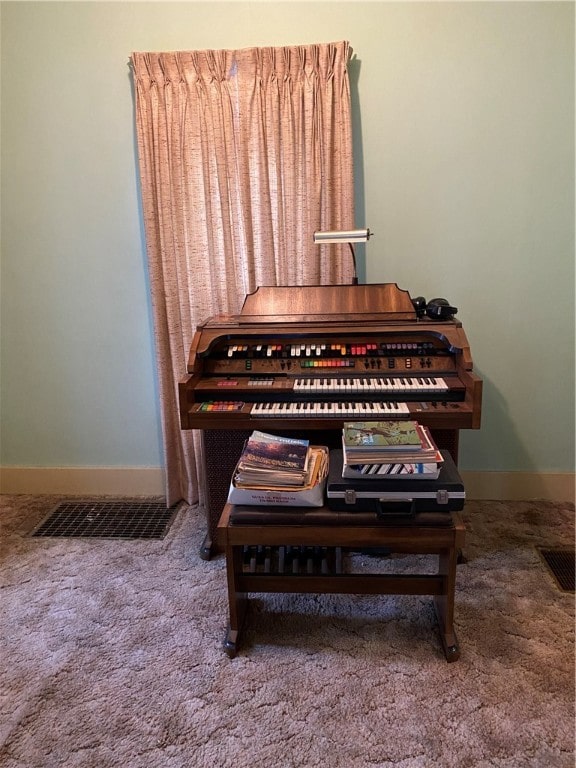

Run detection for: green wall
[[1, 2, 574, 475]]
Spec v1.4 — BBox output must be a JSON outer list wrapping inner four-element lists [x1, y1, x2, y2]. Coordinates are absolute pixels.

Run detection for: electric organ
[[179, 284, 482, 558]]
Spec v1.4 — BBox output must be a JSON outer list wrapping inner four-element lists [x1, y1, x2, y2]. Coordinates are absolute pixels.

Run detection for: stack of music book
[[341, 420, 443, 480], [228, 430, 328, 506]]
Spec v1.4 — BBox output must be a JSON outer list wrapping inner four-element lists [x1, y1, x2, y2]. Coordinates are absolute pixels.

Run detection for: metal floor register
[[31, 500, 179, 539], [537, 547, 575, 593]]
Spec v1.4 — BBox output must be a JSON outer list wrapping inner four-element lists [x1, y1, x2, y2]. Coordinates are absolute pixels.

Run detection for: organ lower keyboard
[[179, 283, 482, 558], [251, 400, 410, 417]]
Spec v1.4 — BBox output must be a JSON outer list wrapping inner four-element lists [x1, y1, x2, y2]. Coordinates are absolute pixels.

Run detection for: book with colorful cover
[[234, 446, 328, 491], [235, 431, 310, 486], [342, 423, 441, 464], [343, 420, 422, 451]]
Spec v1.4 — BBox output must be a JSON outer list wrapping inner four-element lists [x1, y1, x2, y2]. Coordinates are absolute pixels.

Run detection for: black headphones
[[412, 296, 458, 320]]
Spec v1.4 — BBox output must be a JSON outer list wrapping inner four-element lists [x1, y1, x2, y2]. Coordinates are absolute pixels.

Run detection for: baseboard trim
[[0, 466, 166, 497], [460, 470, 575, 503], [0, 466, 574, 503]]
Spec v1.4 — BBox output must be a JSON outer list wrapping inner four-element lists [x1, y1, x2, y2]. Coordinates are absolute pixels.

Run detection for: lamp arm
[[349, 243, 358, 285]]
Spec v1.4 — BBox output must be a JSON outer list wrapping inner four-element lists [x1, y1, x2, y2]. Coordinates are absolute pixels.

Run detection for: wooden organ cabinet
[[179, 284, 482, 558]]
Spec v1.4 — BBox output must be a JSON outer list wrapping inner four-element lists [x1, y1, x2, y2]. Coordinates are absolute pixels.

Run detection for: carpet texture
[[1, 495, 574, 768]]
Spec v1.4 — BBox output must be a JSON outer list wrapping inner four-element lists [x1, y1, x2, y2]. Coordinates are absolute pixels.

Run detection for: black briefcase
[[326, 449, 465, 521]]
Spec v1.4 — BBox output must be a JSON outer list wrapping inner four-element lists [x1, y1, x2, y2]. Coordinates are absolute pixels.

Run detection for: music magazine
[[234, 431, 311, 487]]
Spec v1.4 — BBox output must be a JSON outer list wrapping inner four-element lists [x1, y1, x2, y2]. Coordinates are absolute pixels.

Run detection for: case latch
[[344, 489, 357, 504], [436, 489, 449, 504]]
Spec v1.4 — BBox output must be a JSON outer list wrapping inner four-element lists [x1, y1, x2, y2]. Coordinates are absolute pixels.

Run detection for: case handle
[[375, 498, 417, 520]]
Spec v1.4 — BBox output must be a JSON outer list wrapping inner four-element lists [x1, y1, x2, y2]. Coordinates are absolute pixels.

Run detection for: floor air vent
[[31, 500, 180, 539], [537, 548, 575, 593]]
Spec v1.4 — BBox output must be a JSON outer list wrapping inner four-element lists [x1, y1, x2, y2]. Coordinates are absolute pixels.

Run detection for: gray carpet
[[0, 495, 574, 768]]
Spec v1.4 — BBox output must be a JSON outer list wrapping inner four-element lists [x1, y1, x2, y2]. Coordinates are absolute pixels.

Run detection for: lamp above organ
[[313, 228, 372, 285]]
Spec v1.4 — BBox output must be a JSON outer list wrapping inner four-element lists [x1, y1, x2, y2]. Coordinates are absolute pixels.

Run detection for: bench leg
[[223, 545, 248, 658], [433, 545, 460, 662]]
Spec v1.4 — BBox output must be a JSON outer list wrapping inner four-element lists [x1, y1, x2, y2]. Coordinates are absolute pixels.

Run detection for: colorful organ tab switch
[[224, 342, 384, 359], [198, 401, 245, 412]]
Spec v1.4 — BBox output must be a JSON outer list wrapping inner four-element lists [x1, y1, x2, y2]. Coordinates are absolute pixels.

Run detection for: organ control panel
[[178, 284, 482, 556]]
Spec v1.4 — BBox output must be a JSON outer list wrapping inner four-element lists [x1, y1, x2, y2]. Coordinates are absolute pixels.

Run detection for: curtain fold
[[131, 41, 355, 506]]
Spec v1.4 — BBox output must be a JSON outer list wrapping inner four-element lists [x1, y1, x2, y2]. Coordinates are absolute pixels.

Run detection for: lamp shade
[[313, 228, 371, 244]]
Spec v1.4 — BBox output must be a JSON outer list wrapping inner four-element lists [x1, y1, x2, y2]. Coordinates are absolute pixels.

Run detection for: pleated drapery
[[131, 41, 355, 506]]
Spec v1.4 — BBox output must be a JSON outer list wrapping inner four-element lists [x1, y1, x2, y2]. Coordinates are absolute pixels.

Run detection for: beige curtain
[[131, 41, 355, 506]]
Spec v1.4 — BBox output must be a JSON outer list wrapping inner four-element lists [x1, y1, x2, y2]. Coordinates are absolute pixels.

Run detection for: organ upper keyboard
[[179, 283, 482, 556]]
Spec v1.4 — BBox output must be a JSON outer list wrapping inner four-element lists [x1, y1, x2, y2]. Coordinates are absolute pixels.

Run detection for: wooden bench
[[217, 503, 466, 662]]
